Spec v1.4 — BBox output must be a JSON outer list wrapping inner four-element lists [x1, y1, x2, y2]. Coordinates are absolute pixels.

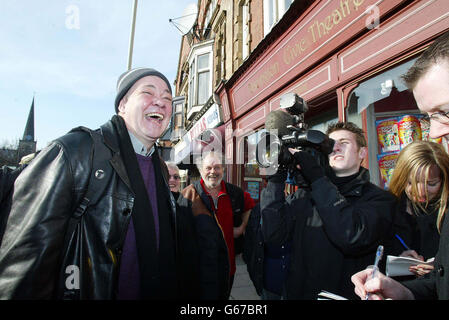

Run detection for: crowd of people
[[0, 30, 449, 300]]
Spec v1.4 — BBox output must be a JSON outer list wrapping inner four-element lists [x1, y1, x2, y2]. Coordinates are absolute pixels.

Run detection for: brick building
[[171, 0, 449, 200]]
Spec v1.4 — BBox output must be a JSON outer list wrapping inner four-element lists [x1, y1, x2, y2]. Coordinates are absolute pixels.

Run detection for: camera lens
[[256, 132, 281, 170]]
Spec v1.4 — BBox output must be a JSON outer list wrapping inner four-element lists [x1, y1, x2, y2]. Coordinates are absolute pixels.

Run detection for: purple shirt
[[116, 153, 159, 299]]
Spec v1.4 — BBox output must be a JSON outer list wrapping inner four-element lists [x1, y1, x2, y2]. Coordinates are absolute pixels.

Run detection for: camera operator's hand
[[267, 168, 288, 183], [289, 148, 324, 184]]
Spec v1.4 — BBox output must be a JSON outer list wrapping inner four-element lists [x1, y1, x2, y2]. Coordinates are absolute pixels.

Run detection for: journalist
[[260, 121, 396, 299], [352, 29, 449, 300]]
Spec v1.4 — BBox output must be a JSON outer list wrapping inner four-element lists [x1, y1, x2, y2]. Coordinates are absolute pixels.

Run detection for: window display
[[345, 56, 446, 188]]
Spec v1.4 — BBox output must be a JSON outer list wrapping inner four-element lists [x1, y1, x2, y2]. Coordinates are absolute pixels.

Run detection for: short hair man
[[179, 151, 255, 299], [0, 68, 199, 299], [260, 121, 396, 299], [352, 30, 449, 300]]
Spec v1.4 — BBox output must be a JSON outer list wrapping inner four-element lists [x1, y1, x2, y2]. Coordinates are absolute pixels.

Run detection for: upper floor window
[[188, 41, 214, 110], [197, 53, 211, 105], [204, 0, 217, 33], [263, 0, 293, 35], [173, 100, 184, 127], [241, 0, 250, 60]]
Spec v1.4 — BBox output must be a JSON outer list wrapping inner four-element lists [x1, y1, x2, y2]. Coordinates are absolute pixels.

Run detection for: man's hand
[[399, 250, 434, 276], [410, 263, 434, 277], [399, 249, 424, 261], [351, 268, 415, 300], [288, 148, 324, 184], [233, 225, 245, 238], [267, 168, 288, 183]]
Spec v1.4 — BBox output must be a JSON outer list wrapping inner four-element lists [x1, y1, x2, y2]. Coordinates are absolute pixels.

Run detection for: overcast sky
[[0, 0, 194, 149]]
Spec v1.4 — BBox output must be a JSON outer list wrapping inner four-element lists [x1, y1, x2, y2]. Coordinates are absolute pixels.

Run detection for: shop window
[[263, 0, 293, 35], [242, 130, 266, 201], [308, 109, 339, 133], [306, 94, 339, 132], [345, 57, 444, 188]]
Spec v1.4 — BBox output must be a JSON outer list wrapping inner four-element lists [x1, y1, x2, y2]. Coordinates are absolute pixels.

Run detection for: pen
[[395, 234, 411, 251], [365, 245, 384, 300]]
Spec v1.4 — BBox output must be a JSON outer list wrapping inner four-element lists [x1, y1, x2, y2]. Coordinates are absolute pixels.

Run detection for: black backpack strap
[[225, 183, 246, 256], [224, 183, 245, 226], [69, 126, 112, 218], [193, 180, 214, 214], [59, 126, 112, 299]]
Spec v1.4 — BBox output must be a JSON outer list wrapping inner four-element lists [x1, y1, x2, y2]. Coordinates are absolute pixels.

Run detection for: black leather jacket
[[0, 118, 197, 299]]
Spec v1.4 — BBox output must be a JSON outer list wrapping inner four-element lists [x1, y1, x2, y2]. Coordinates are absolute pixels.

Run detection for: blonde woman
[[389, 140, 449, 276]]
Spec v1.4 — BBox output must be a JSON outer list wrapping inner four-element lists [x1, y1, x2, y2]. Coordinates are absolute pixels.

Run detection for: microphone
[[265, 110, 294, 137]]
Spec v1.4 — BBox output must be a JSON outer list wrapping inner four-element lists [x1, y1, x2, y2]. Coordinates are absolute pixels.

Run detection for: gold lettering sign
[[247, 0, 366, 94], [283, 0, 366, 66], [248, 62, 280, 93]]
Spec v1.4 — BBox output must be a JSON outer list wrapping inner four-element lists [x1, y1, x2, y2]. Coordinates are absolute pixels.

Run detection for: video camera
[[256, 93, 335, 185]]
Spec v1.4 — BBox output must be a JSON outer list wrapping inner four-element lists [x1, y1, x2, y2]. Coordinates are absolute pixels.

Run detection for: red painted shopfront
[[216, 0, 449, 200]]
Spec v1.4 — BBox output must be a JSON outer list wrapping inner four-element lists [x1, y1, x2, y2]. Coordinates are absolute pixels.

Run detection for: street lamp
[[127, 0, 138, 70]]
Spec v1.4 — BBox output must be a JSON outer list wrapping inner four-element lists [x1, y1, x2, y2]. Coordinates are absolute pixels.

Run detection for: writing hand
[[399, 250, 424, 261]]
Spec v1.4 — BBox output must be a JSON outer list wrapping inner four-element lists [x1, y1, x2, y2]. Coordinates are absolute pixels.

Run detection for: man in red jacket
[[181, 151, 255, 299]]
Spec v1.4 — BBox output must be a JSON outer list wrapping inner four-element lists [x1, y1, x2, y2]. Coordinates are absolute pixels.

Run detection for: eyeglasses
[[422, 111, 449, 124], [169, 174, 180, 180]]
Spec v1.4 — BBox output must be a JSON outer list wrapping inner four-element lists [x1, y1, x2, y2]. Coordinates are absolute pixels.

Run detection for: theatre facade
[[172, 0, 449, 201], [211, 0, 449, 201]]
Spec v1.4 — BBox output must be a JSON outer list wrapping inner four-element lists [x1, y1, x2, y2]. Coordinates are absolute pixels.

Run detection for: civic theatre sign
[[231, 0, 404, 114]]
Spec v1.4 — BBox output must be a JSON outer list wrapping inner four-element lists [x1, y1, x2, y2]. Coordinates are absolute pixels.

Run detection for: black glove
[[292, 151, 324, 183], [267, 168, 288, 183]]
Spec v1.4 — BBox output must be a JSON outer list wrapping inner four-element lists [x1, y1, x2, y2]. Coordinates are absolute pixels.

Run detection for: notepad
[[385, 255, 435, 277], [317, 290, 348, 300]]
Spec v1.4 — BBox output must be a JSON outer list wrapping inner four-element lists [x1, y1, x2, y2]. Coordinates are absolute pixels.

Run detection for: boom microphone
[[265, 110, 294, 136]]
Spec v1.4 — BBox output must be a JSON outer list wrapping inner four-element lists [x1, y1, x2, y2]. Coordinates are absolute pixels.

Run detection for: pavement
[[229, 254, 261, 300]]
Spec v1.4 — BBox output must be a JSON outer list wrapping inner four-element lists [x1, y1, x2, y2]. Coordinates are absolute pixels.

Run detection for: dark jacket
[[243, 202, 291, 297], [0, 166, 23, 204], [179, 181, 230, 300], [0, 165, 26, 241], [390, 195, 440, 260], [0, 116, 199, 299], [403, 213, 449, 300], [243, 203, 264, 295], [260, 168, 396, 299]]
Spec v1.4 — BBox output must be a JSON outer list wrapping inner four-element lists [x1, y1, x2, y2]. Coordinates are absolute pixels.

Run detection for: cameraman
[[260, 122, 396, 299]]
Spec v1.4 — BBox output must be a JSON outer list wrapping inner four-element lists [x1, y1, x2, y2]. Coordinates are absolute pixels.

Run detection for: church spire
[[17, 96, 37, 162], [22, 97, 35, 141]]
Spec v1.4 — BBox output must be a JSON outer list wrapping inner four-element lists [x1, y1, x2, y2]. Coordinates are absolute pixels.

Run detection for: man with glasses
[[352, 30, 449, 300]]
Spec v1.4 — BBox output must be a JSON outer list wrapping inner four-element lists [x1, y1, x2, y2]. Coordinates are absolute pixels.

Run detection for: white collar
[[128, 131, 154, 157]]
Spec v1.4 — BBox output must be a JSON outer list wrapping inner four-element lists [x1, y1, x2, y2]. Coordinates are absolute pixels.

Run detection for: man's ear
[[358, 146, 368, 163], [118, 97, 127, 114]]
